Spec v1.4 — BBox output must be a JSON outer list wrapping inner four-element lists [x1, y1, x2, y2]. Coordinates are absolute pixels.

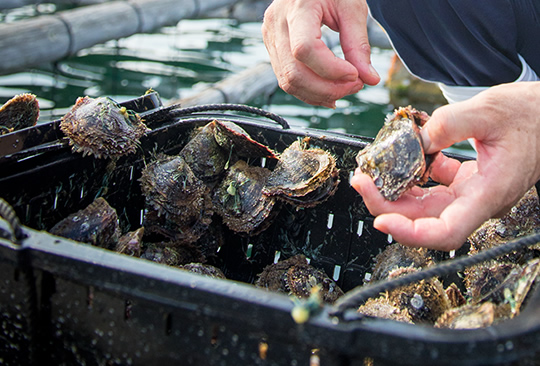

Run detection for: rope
[[331, 231, 540, 318], [0, 198, 25, 244]]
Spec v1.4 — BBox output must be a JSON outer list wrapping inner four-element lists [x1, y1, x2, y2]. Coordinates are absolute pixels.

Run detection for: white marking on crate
[[349, 170, 354, 184], [364, 272, 372, 283], [387, 234, 393, 243], [449, 250, 455, 258], [80, 186, 84, 199], [273, 251, 281, 263], [357, 220, 364, 236], [140, 209, 144, 226], [261, 157, 266, 168], [326, 213, 334, 229], [333, 265, 341, 281], [130, 165, 134, 181], [53, 193, 58, 210], [246, 243, 253, 259]]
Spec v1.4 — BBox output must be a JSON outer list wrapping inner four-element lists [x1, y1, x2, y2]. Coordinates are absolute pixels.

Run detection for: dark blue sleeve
[[367, 0, 540, 87]]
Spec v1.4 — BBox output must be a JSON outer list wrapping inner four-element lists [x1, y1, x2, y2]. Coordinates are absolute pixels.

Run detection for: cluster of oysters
[[359, 187, 540, 328], [50, 96, 343, 299]]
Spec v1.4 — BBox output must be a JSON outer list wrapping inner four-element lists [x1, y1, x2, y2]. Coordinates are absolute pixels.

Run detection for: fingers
[[335, 3, 380, 86], [262, 0, 377, 107]]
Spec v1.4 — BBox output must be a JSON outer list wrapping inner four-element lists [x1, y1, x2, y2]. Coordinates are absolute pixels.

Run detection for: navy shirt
[[367, 0, 540, 86]]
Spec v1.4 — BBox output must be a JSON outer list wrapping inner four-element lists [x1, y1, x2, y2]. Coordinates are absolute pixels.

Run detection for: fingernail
[[420, 127, 432, 153], [369, 64, 380, 79]]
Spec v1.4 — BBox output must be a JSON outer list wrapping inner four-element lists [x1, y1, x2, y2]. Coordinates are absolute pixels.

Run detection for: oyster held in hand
[[356, 106, 436, 201]]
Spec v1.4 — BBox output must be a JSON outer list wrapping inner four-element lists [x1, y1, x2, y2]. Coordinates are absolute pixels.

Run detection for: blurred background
[[0, 0, 475, 156]]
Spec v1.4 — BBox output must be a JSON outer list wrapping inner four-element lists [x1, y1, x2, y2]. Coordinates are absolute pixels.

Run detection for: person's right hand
[[262, 0, 381, 108]]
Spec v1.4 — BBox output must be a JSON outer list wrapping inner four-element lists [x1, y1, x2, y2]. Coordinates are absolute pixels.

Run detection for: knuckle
[[290, 41, 311, 62]]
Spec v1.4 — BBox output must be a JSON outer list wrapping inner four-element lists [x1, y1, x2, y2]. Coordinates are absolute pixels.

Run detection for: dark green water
[[0, 7, 474, 156]]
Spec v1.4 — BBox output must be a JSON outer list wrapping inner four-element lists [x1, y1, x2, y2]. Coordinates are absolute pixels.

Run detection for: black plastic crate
[[0, 95, 539, 365]]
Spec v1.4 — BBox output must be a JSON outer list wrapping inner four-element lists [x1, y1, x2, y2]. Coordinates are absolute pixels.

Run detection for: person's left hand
[[351, 82, 540, 251]]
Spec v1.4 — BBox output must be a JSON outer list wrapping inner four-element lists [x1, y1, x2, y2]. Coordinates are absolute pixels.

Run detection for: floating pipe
[[0, 0, 240, 75]]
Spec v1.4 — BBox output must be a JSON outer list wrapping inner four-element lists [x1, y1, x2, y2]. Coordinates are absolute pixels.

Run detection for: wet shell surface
[[356, 106, 435, 201], [263, 139, 339, 207], [256, 255, 344, 304], [0, 93, 39, 134], [50, 197, 121, 248], [212, 160, 277, 234], [60, 96, 149, 158]]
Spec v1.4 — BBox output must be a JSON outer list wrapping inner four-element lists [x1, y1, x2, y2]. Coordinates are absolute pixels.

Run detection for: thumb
[[421, 100, 478, 154]]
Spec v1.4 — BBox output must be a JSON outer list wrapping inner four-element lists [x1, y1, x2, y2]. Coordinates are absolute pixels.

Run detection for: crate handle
[[160, 103, 291, 129], [0, 198, 26, 245], [330, 231, 540, 319]]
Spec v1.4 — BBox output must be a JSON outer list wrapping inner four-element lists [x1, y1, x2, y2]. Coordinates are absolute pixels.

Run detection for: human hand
[[261, 0, 381, 108], [351, 82, 540, 251]]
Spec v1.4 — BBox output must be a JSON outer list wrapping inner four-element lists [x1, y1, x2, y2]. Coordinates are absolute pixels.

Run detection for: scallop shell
[[212, 160, 277, 234], [356, 106, 435, 201], [0, 93, 39, 134], [60, 96, 149, 159], [263, 139, 339, 207]]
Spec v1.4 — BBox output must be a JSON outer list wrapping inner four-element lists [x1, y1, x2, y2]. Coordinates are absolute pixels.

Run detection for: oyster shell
[[0, 93, 39, 134], [371, 243, 434, 282], [139, 154, 213, 243], [468, 186, 540, 260], [141, 241, 205, 266], [385, 266, 452, 324], [255, 255, 344, 304], [435, 302, 497, 329], [357, 297, 413, 323], [213, 120, 278, 159], [60, 96, 149, 159], [263, 139, 339, 208], [49, 197, 121, 248], [115, 227, 145, 256], [212, 160, 277, 234], [179, 121, 228, 184], [179, 263, 227, 279], [356, 106, 435, 201]]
